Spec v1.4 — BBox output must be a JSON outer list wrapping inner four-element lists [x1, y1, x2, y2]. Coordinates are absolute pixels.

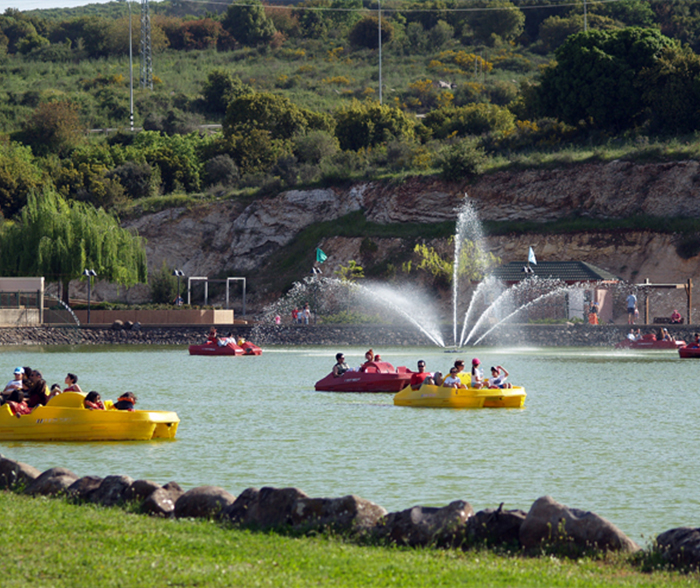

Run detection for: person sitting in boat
[[332, 353, 350, 377], [452, 359, 470, 386], [671, 309, 682, 324], [627, 329, 636, 341], [694, 333, 700, 346], [488, 366, 513, 389], [206, 327, 218, 343], [7, 388, 32, 417], [410, 360, 434, 390], [47, 383, 62, 401], [63, 373, 82, 393], [471, 358, 485, 389], [84, 391, 105, 410], [237, 336, 246, 346], [114, 391, 137, 411], [442, 368, 466, 389], [2, 367, 25, 402], [661, 328, 673, 342], [218, 332, 236, 346], [26, 370, 48, 408]]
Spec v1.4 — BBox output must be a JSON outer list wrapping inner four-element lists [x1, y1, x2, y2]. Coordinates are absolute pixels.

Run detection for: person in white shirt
[[488, 365, 513, 389], [442, 368, 466, 389]]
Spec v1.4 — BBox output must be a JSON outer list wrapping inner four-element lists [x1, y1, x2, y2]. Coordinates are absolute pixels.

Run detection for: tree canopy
[[0, 190, 147, 302]]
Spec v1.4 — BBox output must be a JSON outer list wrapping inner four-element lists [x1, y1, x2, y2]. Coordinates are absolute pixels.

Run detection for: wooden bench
[[653, 317, 684, 324]]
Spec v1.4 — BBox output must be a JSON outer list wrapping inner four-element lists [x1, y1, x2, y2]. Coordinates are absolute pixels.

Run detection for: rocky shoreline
[[1, 454, 698, 569], [0, 323, 697, 348]]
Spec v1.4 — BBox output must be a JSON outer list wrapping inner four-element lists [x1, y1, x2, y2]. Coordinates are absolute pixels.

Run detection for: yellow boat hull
[[0, 392, 179, 441], [393, 383, 526, 409]]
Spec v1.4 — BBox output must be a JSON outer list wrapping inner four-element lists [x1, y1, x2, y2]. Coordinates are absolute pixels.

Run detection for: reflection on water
[[0, 344, 697, 546]]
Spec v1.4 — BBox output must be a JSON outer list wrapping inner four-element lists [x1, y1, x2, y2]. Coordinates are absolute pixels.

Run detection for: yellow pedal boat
[[0, 392, 180, 441], [393, 383, 526, 409]]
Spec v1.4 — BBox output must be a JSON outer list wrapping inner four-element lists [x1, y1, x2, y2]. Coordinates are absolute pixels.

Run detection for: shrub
[[293, 130, 339, 164], [107, 161, 156, 200], [422, 103, 516, 139], [438, 139, 487, 181], [149, 261, 177, 304], [203, 154, 239, 187], [334, 100, 415, 151]]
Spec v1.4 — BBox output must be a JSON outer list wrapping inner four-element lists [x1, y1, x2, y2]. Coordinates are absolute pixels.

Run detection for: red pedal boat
[[188, 341, 262, 356], [615, 333, 685, 350], [679, 344, 700, 358], [314, 361, 413, 393]]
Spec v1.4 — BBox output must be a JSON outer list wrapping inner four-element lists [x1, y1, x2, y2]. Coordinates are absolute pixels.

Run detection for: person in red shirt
[[410, 360, 434, 390], [7, 389, 32, 417], [84, 391, 105, 410]]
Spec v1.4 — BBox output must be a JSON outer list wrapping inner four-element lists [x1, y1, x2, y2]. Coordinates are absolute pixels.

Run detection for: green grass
[[0, 492, 696, 587]]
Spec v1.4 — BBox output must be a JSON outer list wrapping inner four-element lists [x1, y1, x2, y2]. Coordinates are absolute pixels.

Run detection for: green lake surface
[[0, 344, 697, 546]]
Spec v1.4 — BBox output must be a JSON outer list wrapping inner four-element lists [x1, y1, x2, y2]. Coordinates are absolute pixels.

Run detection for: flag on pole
[[316, 248, 327, 263], [528, 246, 537, 265]]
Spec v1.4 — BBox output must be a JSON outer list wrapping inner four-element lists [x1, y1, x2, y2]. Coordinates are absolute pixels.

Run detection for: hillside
[[91, 160, 700, 317]]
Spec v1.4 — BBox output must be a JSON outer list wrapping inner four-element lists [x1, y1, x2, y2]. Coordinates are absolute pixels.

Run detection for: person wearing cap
[[1, 367, 25, 403], [471, 358, 485, 389], [332, 353, 350, 377], [487, 365, 513, 389]]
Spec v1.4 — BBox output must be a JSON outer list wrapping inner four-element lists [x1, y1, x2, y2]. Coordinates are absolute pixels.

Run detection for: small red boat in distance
[[615, 333, 685, 350], [315, 360, 413, 393], [188, 341, 262, 356]]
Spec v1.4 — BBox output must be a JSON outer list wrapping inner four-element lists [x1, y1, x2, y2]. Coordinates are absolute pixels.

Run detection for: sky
[[0, 0, 114, 11]]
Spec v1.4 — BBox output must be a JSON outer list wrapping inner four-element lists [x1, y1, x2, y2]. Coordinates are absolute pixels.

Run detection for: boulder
[[163, 481, 185, 502], [656, 527, 700, 569], [142, 487, 177, 517], [25, 467, 78, 496], [464, 503, 527, 548], [90, 475, 135, 507], [0, 457, 41, 490], [125, 479, 162, 502], [223, 487, 309, 529], [67, 476, 104, 501], [519, 496, 640, 554], [291, 494, 387, 534], [174, 486, 236, 519], [374, 500, 474, 548]]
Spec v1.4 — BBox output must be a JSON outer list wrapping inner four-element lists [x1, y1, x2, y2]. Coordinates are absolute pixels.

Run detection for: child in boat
[[488, 366, 513, 389], [84, 391, 105, 410], [7, 388, 32, 417], [2, 367, 24, 403], [114, 391, 137, 411], [471, 358, 485, 389], [442, 368, 466, 389], [63, 373, 82, 393], [47, 383, 62, 401]]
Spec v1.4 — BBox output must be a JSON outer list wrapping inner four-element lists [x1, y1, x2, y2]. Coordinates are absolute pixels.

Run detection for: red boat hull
[[679, 345, 700, 358], [188, 342, 262, 356], [315, 361, 412, 392], [615, 338, 685, 350]]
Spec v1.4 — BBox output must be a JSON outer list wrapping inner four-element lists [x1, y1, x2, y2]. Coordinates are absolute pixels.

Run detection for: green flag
[[316, 248, 327, 263]]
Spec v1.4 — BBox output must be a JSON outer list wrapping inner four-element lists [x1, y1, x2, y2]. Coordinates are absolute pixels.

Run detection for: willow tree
[[0, 190, 147, 303]]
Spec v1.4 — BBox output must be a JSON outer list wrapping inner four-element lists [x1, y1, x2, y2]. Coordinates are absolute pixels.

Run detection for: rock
[[655, 527, 700, 569], [25, 467, 79, 496], [223, 487, 309, 529], [0, 457, 41, 490], [174, 485, 236, 519], [374, 500, 474, 548], [163, 481, 185, 502], [464, 503, 527, 548], [90, 475, 135, 507], [291, 494, 387, 534], [125, 479, 162, 502], [67, 476, 104, 501], [142, 487, 177, 517], [519, 496, 640, 554]]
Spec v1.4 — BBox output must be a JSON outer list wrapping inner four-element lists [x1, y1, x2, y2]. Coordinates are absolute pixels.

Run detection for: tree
[[423, 103, 516, 139], [201, 69, 253, 115], [18, 100, 83, 157], [0, 140, 44, 219], [535, 27, 675, 130], [335, 260, 364, 282], [348, 15, 394, 49], [465, 0, 525, 45], [221, 0, 276, 47], [334, 100, 415, 151], [0, 190, 147, 304]]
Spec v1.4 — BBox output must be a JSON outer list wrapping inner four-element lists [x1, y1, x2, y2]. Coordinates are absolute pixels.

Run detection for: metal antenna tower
[[140, 0, 153, 89]]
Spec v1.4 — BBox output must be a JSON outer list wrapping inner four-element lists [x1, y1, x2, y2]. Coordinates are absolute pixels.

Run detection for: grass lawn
[[0, 492, 697, 588]]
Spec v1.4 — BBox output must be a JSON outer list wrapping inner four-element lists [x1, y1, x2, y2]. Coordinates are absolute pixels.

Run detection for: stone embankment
[[0, 323, 697, 348], [2, 454, 698, 569]]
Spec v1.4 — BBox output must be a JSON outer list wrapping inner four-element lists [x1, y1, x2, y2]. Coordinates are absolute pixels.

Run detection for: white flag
[[528, 246, 537, 265]]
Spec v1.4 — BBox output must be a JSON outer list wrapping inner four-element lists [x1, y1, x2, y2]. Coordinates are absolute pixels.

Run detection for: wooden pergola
[[637, 278, 693, 325]]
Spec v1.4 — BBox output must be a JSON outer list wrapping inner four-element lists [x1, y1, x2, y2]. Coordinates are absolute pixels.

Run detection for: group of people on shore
[[409, 358, 512, 391], [0, 366, 137, 417]]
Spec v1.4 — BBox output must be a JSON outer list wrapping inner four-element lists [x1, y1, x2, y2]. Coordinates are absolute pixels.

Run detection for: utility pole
[[378, 0, 382, 105], [140, 0, 153, 90], [128, 0, 134, 130], [583, 0, 588, 32]]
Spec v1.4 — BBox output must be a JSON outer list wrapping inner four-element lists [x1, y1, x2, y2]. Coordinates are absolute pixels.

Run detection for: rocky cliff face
[[112, 160, 700, 308]]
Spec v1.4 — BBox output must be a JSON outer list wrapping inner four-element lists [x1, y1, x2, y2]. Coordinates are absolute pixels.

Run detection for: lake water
[[0, 344, 697, 546]]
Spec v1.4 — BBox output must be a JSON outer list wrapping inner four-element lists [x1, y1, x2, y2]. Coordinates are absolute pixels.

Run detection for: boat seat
[[46, 391, 87, 408]]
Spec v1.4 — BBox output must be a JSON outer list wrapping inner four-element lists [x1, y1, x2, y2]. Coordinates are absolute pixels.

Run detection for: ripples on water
[[1, 344, 697, 546]]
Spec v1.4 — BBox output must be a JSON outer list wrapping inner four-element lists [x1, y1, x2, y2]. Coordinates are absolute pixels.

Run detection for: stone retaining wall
[[0, 323, 697, 347]]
